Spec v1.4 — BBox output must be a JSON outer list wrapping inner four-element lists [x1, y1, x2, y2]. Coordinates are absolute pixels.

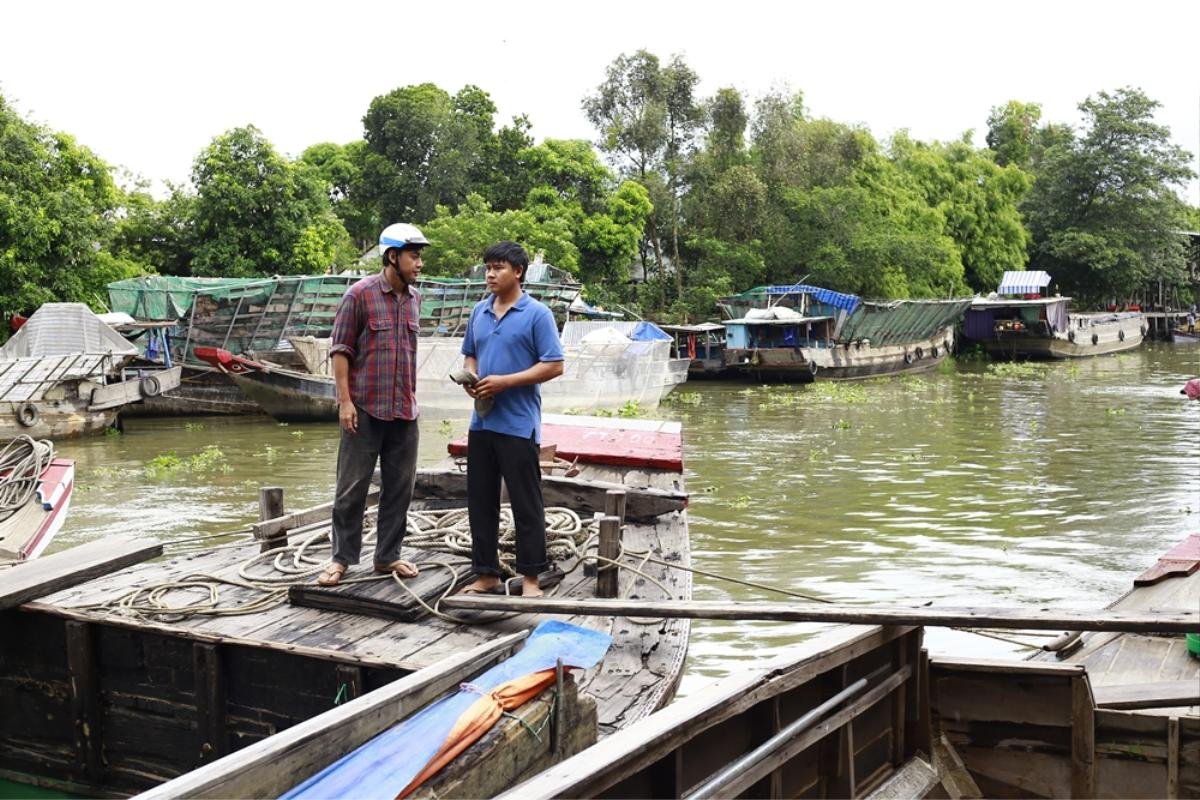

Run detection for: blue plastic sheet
[[282, 621, 612, 800], [631, 321, 672, 342]]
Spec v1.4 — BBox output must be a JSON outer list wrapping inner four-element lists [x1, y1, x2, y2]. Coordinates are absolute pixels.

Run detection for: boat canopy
[[765, 284, 861, 313], [838, 299, 973, 346], [1, 304, 137, 359], [997, 270, 1052, 295]]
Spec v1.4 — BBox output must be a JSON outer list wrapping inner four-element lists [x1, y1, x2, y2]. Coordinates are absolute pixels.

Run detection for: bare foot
[[460, 576, 502, 595], [521, 576, 543, 598]]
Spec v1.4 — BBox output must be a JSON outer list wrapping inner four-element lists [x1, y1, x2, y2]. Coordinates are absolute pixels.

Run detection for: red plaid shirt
[[329, 272, 420, 421]]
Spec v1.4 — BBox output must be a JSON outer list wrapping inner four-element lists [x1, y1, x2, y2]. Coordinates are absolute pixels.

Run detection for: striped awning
[[997, 271, 1051, 295]]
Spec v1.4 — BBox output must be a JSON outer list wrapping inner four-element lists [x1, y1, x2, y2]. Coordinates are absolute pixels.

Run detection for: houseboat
[[660, 323, 728, 378], [963, 271, 1146, 359]]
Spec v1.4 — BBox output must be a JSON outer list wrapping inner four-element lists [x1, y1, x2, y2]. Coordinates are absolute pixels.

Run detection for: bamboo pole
[[439, 596, 1199, 633]]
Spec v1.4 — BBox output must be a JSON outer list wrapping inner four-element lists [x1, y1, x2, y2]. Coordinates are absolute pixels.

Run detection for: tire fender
[[16, 403, 38, 428]]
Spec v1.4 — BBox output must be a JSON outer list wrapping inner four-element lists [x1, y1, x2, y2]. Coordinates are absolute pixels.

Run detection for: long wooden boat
[[0, 415, 690, 797], [722, 286, 971, 381]]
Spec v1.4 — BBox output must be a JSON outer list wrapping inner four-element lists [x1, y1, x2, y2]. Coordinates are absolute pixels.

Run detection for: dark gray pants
[[331, 410, 418, 566], [467, 429, 548, 577]]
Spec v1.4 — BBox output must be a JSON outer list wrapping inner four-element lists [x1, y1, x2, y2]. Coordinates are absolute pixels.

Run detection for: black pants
[[467, 429, 548, 577], [331, 411, 418, 566]]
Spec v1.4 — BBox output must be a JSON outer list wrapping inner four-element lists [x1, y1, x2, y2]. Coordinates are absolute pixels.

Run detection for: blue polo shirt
[[461, 292, 564, 441]]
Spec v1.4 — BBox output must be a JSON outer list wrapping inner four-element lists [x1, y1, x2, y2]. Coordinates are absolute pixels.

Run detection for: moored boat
[[0, 304, 181, 439], [0, 436, 73, 563], [0, 415, 690, 797], [660, 322, 728, 378], [722, 284, 971, 381], [964, 271, 1146, 359]]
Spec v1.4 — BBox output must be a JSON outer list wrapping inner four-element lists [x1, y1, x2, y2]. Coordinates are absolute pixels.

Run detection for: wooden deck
[[1033, 533, 1200, 717], [0, 420, 690, 796]]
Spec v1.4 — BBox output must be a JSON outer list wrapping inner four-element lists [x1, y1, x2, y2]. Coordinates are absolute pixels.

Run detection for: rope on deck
[[0, 435, 54, 523]]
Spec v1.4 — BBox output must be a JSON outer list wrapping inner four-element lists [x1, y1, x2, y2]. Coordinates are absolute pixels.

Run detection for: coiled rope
[[0, 435, 55, 523]]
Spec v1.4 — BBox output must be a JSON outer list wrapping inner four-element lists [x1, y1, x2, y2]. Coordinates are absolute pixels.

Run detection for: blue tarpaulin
[[764, 284, 860, 314], [281, 621, 612, 800], [631, 321, 672, 342]]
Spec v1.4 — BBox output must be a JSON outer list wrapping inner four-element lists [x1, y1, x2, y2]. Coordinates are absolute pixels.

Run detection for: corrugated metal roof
[[997, 271, 1052, 294]]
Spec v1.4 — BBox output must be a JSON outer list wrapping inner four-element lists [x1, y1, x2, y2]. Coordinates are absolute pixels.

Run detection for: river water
[[47, 344, 1199, 695]]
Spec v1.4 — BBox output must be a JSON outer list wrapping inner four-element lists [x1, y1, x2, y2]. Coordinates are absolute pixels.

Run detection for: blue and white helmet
[[379, 223, 429, 254]]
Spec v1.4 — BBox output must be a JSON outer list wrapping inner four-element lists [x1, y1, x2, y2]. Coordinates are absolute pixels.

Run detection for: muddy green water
[[48, 344, 1199, 695]]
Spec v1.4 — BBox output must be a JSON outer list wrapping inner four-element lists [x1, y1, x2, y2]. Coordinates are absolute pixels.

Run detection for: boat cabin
[[659, 323, 727, 377], [724, 310, 836, 363]]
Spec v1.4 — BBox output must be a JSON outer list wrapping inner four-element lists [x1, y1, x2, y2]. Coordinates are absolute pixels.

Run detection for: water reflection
[[51, 344, 1199, 696]]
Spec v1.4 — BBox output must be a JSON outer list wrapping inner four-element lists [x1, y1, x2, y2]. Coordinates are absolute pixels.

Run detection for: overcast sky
[[3, 0, 1198, 203]]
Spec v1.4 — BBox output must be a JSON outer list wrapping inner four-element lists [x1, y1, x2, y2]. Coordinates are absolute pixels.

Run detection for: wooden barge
[[0, 416, 689, 796]]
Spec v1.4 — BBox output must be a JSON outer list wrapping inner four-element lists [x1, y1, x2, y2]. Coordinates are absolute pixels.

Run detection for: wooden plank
[[65, 620, 103, 783], [865, 756, 940, 799], [1092, 680, 1200, 710], [193, 642, 227, 763], [931, 734, 982, 799], [1071, 675, 1096, 799], [440, 596, 1199, 632], [1, 535, 162, 609], [596, 516, 621, 599], [133, 631, 528, 800], [252, 488, 379, 540], [413, 467, 687, 522]]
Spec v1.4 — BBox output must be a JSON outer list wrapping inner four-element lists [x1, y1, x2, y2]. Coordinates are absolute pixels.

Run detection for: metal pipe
[[685, 664, 889, 800]]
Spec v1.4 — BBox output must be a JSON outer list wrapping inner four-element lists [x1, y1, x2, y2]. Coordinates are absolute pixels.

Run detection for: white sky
[[3, 0, 1199, 204]]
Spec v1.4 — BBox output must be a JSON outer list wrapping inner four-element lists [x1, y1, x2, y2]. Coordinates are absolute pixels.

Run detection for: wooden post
[[259, 486, 286, 553], [65, 621, 103, 783], [604, 488, 627, 524], [194, 643, 228, 763], [1070, 675, 1095, 799], [596, 515, 621, 599], [1167, 716, 1180, 799]]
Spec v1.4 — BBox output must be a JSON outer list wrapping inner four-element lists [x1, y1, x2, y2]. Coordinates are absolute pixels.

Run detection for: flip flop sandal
[[317, 563, 347, 587], [374, 560, 420, 578]]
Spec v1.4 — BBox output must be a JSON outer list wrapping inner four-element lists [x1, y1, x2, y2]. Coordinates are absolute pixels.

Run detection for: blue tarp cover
[[764, 284, 861, 314], [281, 621, 612, 800], [631, 321, 672, 342]]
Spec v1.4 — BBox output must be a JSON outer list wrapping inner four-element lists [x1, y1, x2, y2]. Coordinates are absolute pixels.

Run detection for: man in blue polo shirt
[[458, 241, 564, 598]]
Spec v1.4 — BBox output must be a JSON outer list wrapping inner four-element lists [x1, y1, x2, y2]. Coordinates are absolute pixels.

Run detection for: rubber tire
[[914, 347, 924, 360], [904, 353, 914, 365], [930, 346, 939, 358], [1068, 330, 1075, 343], [1091, 333, 1099, 345], [16, 403, 38, 428], [808, 360, 819, 376], [140, 374, 163, 397], [1118, 329, 1125, 341]]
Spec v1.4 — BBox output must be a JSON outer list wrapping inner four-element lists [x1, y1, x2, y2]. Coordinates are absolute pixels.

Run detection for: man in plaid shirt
[[318, 223, 428, 587]]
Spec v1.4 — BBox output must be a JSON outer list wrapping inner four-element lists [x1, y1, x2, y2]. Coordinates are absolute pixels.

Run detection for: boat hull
[[0, 398, 117, 440], [0, 458, 73, 561], [980, 313, 1145, 360], [727, 326, 956, 382], [228, 369, 336, 423], [122, 368, 262, 417]]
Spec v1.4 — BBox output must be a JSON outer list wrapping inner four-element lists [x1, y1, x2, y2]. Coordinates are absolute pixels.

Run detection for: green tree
[[891, 133, 1031, 292], [360, 83, 496, 224], [1022, 87, 1196, 302], [190, 126, 352, 277], [0, 94, 142, 319], [300, 140, 375, 249], [419, 194, 580, 275], [986, 101, 1042, 169]]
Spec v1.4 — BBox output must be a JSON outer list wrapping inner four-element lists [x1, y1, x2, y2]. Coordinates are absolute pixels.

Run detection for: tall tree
[[986, 101, 1042, 169], [583, 50, 672, 304], [1022, 87, 1195, 302], [300, 140, 375, 249], [190, 126, 352, 277], [891, 133, 1031, 292], [360, 83, 496, 224]]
